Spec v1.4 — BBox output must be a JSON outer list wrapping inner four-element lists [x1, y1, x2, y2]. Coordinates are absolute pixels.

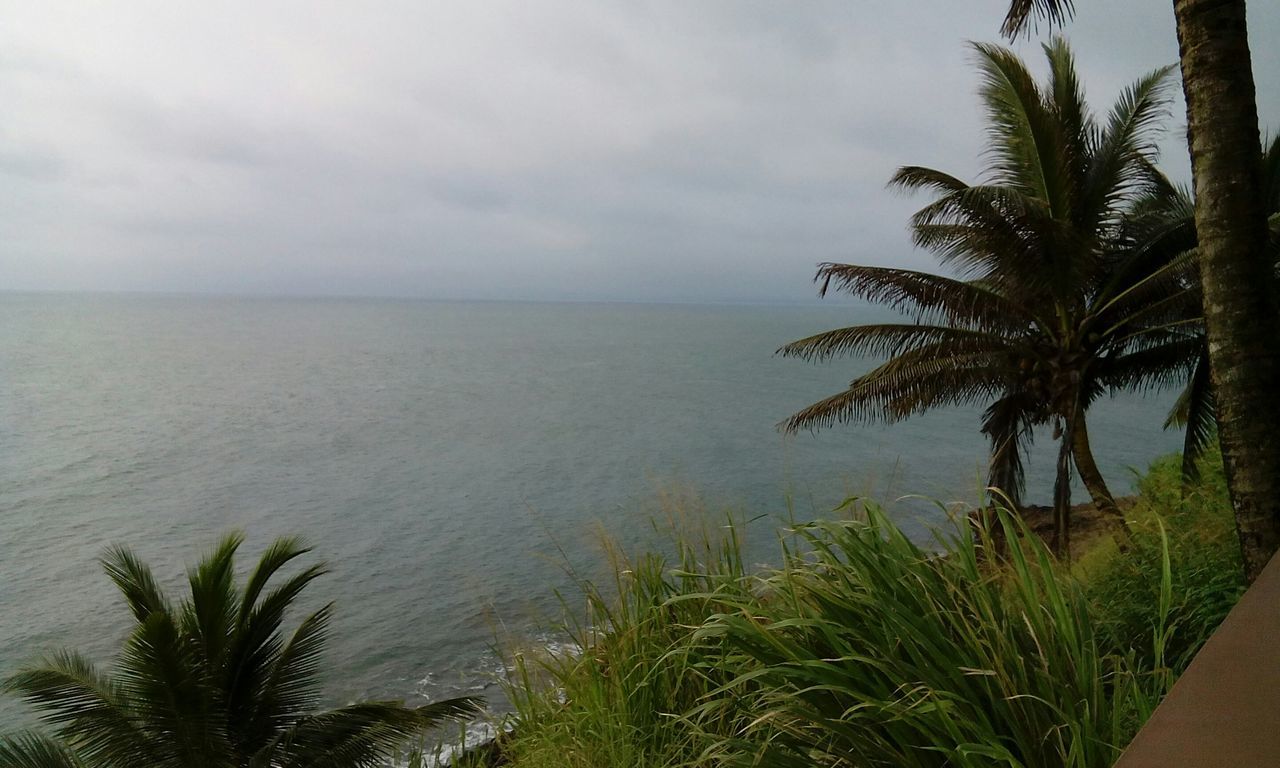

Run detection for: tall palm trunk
[[1174, 0, 1280, 582], [1070, 409, 1121, 519]]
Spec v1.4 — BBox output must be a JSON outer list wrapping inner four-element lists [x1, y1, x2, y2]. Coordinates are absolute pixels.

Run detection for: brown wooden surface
[[1115, 552, 1280, 766]]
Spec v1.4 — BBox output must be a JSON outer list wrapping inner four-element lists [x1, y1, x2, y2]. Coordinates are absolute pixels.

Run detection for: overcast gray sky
[[2, 1, 1277, 303]]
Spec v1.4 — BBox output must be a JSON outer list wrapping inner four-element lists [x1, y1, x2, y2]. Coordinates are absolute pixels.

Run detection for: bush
[[1082, 448, 1244, 671]]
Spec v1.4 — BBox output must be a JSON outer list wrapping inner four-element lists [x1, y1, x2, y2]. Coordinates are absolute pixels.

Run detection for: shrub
[[1082, 449, 1244, 671]]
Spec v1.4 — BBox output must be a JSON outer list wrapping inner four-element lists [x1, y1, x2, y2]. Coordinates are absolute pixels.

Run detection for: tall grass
[[471, 455, 1241, 768], [478, 514, 761, 768], [1081, 448, 1244, 672], [691, 508, 1171, 767]]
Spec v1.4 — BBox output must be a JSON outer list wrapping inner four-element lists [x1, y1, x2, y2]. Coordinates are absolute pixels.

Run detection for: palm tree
[[1125, 135, 1280, 482], [0, 533, 480, 768], [780, 39, 1185, 553], [1003, 0, 1280, 583]]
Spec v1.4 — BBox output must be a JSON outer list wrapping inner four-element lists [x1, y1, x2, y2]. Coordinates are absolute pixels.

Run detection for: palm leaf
[[809, 262, 1036, 331], [1082, 64, 1177, 232], [780, 351, 1012, 432], [981, 393, 1039, 507], [266, 700, 481, 768], [240, 604, 334, 751], [1001, 0, 1075, 38], [238, 537, 312, 626], [116, 611, 229, 766], [100, 547, 170, 624], [3, 651, 152, 768], [1165, 350, 1216, 481], [181, 533, 244, 673], [972, 42, 1062, 204], [0, 732, 85, 768], [778, 323, 1010, 363]]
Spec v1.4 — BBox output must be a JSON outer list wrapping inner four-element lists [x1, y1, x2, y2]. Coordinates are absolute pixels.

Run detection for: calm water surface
[[0, 293, 1181, 722]]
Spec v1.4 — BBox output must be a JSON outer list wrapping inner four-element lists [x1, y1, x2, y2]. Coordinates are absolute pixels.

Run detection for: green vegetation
[[462, 453, 1241, 768], [779, 39, 1199, 555], [1080, 449, 1244, 672], [0, 534, 479, 768], [1125, 134, 1280, 481], [1004, 0, 1280, 589]]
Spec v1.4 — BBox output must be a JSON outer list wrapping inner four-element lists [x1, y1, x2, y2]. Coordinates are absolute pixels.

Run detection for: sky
[[2, 1, 1278, 303]]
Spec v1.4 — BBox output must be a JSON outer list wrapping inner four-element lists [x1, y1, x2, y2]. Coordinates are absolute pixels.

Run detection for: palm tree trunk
[[1174, 0, 1280, 582], [1070, 410, 1121, 519], [1053, 419, 1073, 557]]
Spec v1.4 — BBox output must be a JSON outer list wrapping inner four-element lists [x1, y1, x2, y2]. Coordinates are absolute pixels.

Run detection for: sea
[[0, 293, 1182, 728]]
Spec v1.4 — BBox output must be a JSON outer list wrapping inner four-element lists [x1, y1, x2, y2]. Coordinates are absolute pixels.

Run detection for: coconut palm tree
[[1003, 0, 1280, 583], [781, 39, 1185, 553], [1124, 135, 1280, 482], [0, 533, 480, 768]]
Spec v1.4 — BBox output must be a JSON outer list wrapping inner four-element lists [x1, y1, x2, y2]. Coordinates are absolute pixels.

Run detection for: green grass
[[462, 454, 1243, 768], [1079, 448, 1244, 673], [461, 514, 761, 768]]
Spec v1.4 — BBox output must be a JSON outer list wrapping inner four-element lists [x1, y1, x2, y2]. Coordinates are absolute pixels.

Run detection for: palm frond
[[100, 546, 170, 624], [811, 262, 1040, 332], [779, 323, 1010, 363], [0, 731, 85, 768], [1083, 64, 1177, 230], [888, 166, 970, 196], [222, 561, 328, 750], [267, 700, 481, 768], [1044, 37, 1090, 222], [971, 42, 1063, 206], [1165, 350, 1216, 481], [3, 651, 151, 768], [906, 190, 1059, 297], [235, 564, 327, 672], [1097, 335, 1202, 392], [239, 537, 313, 626], [981, 393, 1039, 507], [780, 351, 1012, 433], [1001, 0, 1075, 39], [181, 533, 243, 672], [117, 611, 229, 766], [249, 604, 334, 741]]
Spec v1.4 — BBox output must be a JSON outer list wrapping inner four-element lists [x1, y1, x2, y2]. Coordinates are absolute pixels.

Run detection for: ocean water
[[0, 293, 1181, 724]]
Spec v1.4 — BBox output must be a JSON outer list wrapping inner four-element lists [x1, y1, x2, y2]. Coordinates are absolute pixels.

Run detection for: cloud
[[1, 0, 1277, 301]]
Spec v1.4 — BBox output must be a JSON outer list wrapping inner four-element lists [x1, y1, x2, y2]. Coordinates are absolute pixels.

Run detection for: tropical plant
[[780, 39, 1186, 552], [692, 506, 1175, 768], [1124, 134, 1280, 482], [0, 533, 480, 768], [1002, 0, 1280, 584]]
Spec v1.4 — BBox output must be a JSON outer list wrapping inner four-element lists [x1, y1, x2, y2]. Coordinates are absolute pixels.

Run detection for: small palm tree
[[781, 39, 1185, 552], [0, 533, 480, 768]]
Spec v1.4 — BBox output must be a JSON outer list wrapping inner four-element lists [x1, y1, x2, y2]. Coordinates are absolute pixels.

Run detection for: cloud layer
[[2, 1, 1277, 302]]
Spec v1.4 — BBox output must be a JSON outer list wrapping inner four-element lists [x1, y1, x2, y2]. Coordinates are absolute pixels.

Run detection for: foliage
[[1081, 448, 1244, 670], [693, 508, 1171, 768], [478, 455, 1241, 768], [482, 516, 759, 768], [1126, 134, 1280, 478], [779, 39, 1196, 552], [0, 534, 480, 768]]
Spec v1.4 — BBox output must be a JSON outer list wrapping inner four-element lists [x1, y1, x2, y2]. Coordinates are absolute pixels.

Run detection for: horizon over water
[[0, 291, 1181, 725]]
